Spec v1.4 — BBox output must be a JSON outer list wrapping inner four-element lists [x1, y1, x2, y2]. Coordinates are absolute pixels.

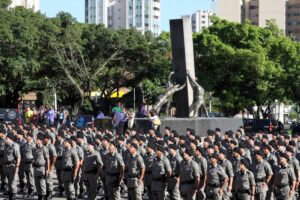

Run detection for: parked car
[[243, 118, 281, 133]]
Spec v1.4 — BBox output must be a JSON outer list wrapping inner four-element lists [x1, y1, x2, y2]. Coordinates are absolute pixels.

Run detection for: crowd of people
[[0, 115, 299, 200]]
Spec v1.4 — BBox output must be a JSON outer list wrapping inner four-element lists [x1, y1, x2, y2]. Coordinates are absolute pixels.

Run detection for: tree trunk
[[5, 89, 20, 108]]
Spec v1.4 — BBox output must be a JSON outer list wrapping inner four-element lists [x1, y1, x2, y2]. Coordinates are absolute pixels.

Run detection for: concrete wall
[[95, 118, 243, 137], [215, 0, 242, 23]]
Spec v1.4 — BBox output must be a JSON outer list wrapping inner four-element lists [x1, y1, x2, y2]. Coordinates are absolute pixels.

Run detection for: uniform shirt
[[82, 149, 103, 173], [152, 156, 171, 180], [62, 147, 79, 170], [0, 138, 6, 165], [144, 152, 156, 174], [179, 158, 200, 183], [252, 159, 273, 181], [193, 155, 207, 178], [207, 163, 228, 186], [219, 158, 234, 179], [4, 142, 20, 164], [21, 141, 35, 163], [265, 153, 278, 172], [168, 153, 182, 177], [106, 152, 125, 175], [288, 157, 300, 182], [33, 145, 49, 176], [45, 142, 57, 160], [233, 156, 242, 173], [234, 169, 256, 191], [274, 164, 296, 187], [72, 145, 84, 161], [126, 153, 145, 188]]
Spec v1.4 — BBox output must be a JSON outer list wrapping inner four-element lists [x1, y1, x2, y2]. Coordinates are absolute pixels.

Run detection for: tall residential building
[[8, 0, 40, 12], [287, 0, 300, 40], [85, 0, 161, 36], [215, 0, 287, 35], [186, 10, 213, 33]]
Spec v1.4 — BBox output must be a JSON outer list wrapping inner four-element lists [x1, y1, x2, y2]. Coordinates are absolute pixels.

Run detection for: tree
[[194, 17, 296, 117], [0, 0, 11, 9]]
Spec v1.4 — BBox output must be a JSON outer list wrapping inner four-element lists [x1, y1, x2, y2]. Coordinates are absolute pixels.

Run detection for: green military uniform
[[82, 148, 103, 200], [180, 158, 200, 200], [206, 163, 228, 200], [61, 146, 79, 200], [274, 164, 296, 200], [151, 154, 171, 200], [72, 144, 84, 196], [54, 138, 65, 195], [105, 151, 125, 200], [45, 140, 57, 198], [219, 158, 233, 200], [20, 139, 36, 196], [126, 152, 145, 200], [234, 169, 256, 200], [33, 143, 49, 199], [4, 141, 20, 198], [167, 152, 182, 200], [143, 148, 156, 198]]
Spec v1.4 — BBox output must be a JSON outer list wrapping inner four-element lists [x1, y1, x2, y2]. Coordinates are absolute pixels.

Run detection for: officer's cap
[[168, 144, 178, 150], [117, 136, 125, 141], [188, 129, 195, 136], [87, 138, 95, 146], [195, 135, 202, 142], [155, 131, 162, 138], [57, 130, 65, 138], [130, 142, 139, 150], [219, 148, 227, 155], [76, 131, 85, 139], [277, 140, 286, 147], [233, 147, 241, 155], [240, 158, 250, 169], [64, 138, 72, 144], [204, 138, 212, 145], [225, 130, 234, 137], [179, 135, 187, 140], [156, 145, 165, 153], [6, 134, 15, 141], [215, 128, 221, 132], [147, 143, 155, 150], [210, 153, 219, 160], [289, 141, 296, 147], [70, 136, 77, 142], [95, 134, 103, 140], [207, 129, 215, 136], [286, 146, 294, 154], [254, 150, 264, 157], [110, 141, 118, 148], [254, 141, 261, 147], [196, 146, 204, 154], [169, 137, 176, 144], [190, 139, 198, 146], [27, 132, 34, 138], [279, 152, 289, 160], [284, 135, 290, 140], [207, 144, 214, 149], [263, 144, 272, 151], [171, 130, 179, 137], [272, 132, 278, 137], [36, 133, 44, 141], [229, 140, 237, 146], [17, 130, 24, 136], [157, 140, 165, 147], [43, 133, 52, 140], [184, 148, 193, 157], [165, 126, 171, 131], [213, 140, 221, 148], [139, 135, 147, 143], [262, 135, 268, 140]]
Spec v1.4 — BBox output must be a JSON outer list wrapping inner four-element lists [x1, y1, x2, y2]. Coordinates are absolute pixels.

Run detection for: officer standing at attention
[[205, 153, 228, 200], [143, 143, 156, 198], [54, 130, 65, 196], [106, 140, 125, 200], [0, 128, 7, 190], [61, 138, 80, 200], [273, 152, 296, 200], [126, 142, 145, 200], [234, 159, 256, 200], [43, 133, 57, 200], [33, 133, 50, 200], [179, 148, 200, 200], [252, 150, 273, 200], [82, 139, 103, 200], [151, 145, 172, 200], [218, 148, 234, 200], [167, 144, 182, 200], [3, 134, 21, 200], [20, 132, 36, 198]]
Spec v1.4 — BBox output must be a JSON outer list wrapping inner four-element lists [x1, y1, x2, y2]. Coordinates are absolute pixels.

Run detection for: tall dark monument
[[170, 18, 196, 118]]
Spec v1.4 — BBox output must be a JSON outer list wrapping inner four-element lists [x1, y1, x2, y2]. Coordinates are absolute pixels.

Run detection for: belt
[[106, 172, 120, 177], [84, 168, 98, 174], [255, 178, 265, 182], [33, 164, 44, 168], [152, 177, 166, 182], [128, 174, 139, 178], [24, 160, 33, 165], [237, 189, 250, 194], [63, 168, 73, 172], [181, 180, 195, 184], [208, 183, 220, 188], [5, 161, 15, 165], [146, 171, 152, 175], [276, 184, 289, 188]]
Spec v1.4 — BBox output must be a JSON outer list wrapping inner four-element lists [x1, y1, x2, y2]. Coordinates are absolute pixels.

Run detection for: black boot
[[26, 188, 35, 198], [8, 193, 15, 200], [58, 187, 64, 196], [38, 195, 45, 200], [45, 191, 52, 200]]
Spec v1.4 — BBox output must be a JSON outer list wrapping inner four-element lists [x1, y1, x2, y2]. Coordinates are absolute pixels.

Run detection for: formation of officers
[[0, 123, 299, 200]]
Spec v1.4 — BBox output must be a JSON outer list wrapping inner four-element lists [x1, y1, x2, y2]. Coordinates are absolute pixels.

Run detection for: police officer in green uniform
[[54, 130, 65, 196], [21, 132, 36, 197], [4, 134, 21, 200], [0, 128, 7, 190], [179, 148, 200, 200], [43, 133, 57, 199], [105, 140, 125, 200], [193, 146, 208, 200], [273, 152, 296, 200], [151, 145, 172, 200], [234, 158, 256, 200], [167, 143, 182, 200], [218, 148, 233, 200], [205, 153, 228, 200], [143, 143, 156, 198], [82, 139, 103, 200], [33, 133, 50, 200], [126, 142, 145, 200], [252, 150, 273, 200]]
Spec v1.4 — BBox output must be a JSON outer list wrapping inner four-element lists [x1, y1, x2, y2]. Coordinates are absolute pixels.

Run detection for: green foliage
[[0, 0, 11, 9], [194, 17, 299, 116]]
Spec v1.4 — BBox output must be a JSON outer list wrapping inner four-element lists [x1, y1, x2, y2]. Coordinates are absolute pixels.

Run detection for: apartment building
[[188, 10, 213, 33], [215, 0, 300, 40], [85, 0, 161, 36], [8, 0, 40, 12]]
